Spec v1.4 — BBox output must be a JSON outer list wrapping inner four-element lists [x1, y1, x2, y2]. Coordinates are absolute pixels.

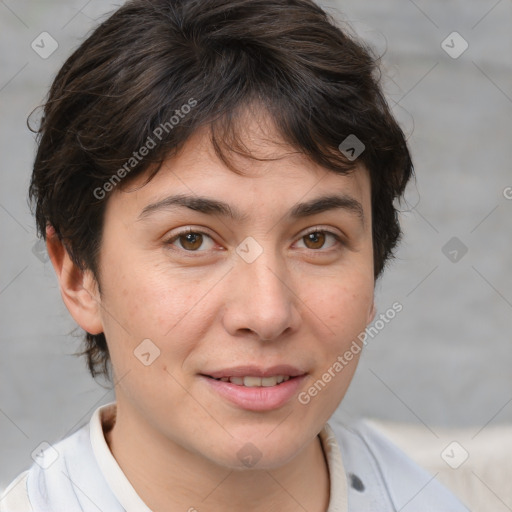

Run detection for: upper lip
[[202, 365, 307, 379]]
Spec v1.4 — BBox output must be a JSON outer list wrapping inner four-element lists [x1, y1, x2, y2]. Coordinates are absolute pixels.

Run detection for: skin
[[47, 110, 376, 512]]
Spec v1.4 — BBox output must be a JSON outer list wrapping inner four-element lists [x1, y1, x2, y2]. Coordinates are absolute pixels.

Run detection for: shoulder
[[0, 424, 90, 512], [327, 419, 470, 512], [1, 422, 102, 512], [0, 470, 32, 512], [2, 406, 125, 512]]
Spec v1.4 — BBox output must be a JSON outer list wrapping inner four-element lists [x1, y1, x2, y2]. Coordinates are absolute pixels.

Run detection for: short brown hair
[[29, 0, 413, 382]]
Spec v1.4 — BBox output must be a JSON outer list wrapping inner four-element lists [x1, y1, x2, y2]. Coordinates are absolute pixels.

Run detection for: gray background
[[1, 0, 511, 491]]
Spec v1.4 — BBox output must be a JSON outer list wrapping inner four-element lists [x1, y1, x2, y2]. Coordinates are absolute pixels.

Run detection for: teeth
[[244, 376, 263, 387], [261, 377, 278, 387], [215, 375, 291, 387]]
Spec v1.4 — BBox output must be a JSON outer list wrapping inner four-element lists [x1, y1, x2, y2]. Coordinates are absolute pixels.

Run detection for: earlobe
[[46, 225, 104, 335]]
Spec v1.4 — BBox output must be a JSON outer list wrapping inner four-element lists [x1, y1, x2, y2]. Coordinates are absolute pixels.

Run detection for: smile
[[209, 375, 292, 387], [202, 372, 307, 411]]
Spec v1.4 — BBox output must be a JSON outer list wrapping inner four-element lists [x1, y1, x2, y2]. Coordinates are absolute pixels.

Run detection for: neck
[[104, 404, 330, 512]]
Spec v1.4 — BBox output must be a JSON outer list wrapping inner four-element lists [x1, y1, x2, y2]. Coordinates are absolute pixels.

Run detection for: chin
[[205, 430, 308, 472]]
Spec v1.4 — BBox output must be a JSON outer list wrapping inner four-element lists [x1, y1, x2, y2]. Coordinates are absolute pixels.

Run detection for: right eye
[[165, 229, 216, 252]]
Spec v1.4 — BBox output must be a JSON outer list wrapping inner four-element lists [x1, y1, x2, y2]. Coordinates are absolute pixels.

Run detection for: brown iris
[[180, 232, 204, 251], [303, 232, 326, 250]]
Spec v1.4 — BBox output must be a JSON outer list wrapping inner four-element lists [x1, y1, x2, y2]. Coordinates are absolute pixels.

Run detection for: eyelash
[[164, 226, 344, 255]]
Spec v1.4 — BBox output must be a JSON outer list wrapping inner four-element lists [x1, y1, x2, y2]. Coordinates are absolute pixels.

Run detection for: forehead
[[113, 111, 371, 220]]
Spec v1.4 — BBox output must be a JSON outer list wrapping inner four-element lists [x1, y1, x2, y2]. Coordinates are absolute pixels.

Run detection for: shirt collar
[[90, 402, 348, 512], [89, 401, 152, 512]]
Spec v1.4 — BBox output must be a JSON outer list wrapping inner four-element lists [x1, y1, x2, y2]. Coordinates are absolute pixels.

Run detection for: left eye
[[295, 230, 340, 250]]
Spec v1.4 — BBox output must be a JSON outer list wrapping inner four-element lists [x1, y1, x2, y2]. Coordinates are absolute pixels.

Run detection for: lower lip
[[201, 375, 307, 411]]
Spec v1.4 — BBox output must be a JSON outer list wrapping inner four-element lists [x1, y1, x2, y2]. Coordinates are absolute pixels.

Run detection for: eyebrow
[[137, 193, 365, 225]]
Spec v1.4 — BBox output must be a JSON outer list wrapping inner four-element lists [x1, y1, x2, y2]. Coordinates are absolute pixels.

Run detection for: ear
[[46, 225, 104, 335], [367, 301, 376, 324]]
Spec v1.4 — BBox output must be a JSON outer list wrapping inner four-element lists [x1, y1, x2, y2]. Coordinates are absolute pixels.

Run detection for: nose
[[222, 249, 301, 341]]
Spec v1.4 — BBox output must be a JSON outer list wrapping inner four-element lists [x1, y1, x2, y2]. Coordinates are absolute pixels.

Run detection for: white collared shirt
[[0, 401, 348, 511], [1, 401, 468, 511]]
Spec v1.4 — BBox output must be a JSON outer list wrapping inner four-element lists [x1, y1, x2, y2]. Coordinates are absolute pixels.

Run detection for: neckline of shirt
[[89, 401, 348, 511]]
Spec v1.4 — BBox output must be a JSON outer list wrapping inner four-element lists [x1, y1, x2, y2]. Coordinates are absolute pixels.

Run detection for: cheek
[[308, 270, 374, 340], [301, 278, 372, 415], [103, 258, 187, 327], [100, 262, 216, 364]]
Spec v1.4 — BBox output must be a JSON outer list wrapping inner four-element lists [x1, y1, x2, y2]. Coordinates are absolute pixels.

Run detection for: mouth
[[205, 375, 293, 387], [199, 365, 307, 411]]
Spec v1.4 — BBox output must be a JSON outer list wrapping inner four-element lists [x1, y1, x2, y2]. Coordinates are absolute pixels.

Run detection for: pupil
[[183, 233, 202, 249], [307, 232, 324, 249]]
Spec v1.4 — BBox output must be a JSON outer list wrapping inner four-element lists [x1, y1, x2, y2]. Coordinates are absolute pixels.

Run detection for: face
[[92, 113, 375, 470]]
